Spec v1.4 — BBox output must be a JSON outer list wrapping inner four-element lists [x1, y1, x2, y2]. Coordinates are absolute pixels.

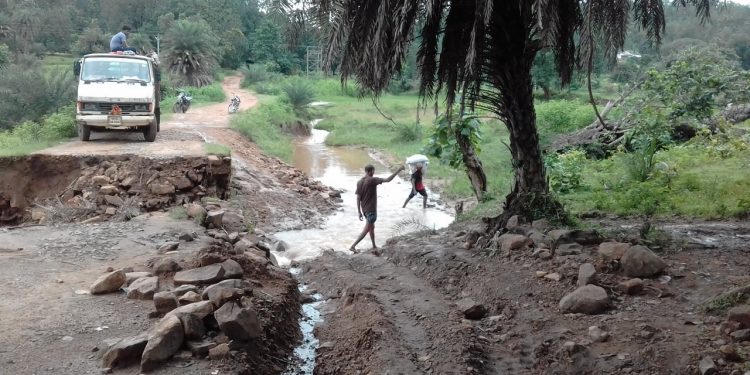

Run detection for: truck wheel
[[78, 123, 91, 141], [143, 122, 157, 142]]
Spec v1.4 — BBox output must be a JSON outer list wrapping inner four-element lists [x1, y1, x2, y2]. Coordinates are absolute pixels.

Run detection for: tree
[[73, 20, 108, 55], [532, 52, 559, 100], [163, 18, 220, 87], [313, 0, 721, 227], [251, 20, 292, 73]]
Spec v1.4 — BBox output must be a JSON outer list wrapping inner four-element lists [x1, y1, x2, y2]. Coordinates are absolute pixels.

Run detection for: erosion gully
[[274, 118, 455, 373]]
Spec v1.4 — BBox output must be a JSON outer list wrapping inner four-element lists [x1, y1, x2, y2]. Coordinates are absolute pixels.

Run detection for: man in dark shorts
[[402, 164, 427, 208], [350, 164, 405, 253]]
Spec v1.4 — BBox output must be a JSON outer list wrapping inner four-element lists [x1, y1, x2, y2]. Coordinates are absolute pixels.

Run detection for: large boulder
[[220, 259, 244, 279], [90, 270, 126, 295], [185, 203, 207, 219], [179, 313, 206, 340], [559, 285, 610, 314], [141, 315, 184, 372], [597, 242, 631, 261], [154, 259, 181, 275], [214, 301, 262, 341], [166, 301, 214, 320], [125, 272, 152, 286], [202, 279, 254, 300], [728, 305, 750, 328], [127, 276, 159, 300], [153, 292, 179, 314], [221, 212, 246, 233], [620, 245, 667, 278], [173, 264, 226, 285], [101, 334, 148, 369], [498, 234, 532, 252], [205, 210, 225, 228]]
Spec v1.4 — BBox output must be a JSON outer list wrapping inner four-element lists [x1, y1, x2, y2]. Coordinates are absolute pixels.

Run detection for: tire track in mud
[[303, 252, 488, 374]]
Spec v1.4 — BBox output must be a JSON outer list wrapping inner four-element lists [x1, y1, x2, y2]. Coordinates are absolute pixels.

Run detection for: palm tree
[[163, 19, 220, 87], [312, 0, 719, 228]]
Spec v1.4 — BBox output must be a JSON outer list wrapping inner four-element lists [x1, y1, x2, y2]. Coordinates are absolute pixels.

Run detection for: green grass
[[0, 106, 77, 156], [159, 80, 226, 111], [168, 207, 188, 220], [558, 142, 750, 218], [203, 143, 231, 156], [230, 97, 299, 162]]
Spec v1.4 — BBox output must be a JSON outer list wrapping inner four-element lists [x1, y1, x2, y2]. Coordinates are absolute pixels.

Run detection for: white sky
[[731, 0, 750, 4]]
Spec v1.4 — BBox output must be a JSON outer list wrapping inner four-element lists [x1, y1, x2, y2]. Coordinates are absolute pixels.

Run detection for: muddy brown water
[[273, 120, 455, 265]]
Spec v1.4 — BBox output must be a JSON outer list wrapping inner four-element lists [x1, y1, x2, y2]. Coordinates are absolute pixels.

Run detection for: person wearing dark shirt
[[349, 164, 405, 253], [402, 164, 427, 208]]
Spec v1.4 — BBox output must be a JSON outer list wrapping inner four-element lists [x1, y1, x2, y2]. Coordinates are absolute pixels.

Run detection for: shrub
[[240, 64, 272, 87], [253, 82, 281, 95], [231, 98, 298, 161], [536, 100, 595, 136], [546, 149, 587, 193], [393, 123, 422, 142], [281, 77, 316, 114]]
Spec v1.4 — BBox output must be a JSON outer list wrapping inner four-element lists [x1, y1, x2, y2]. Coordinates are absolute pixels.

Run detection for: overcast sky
[[731, 0, 750, 5]]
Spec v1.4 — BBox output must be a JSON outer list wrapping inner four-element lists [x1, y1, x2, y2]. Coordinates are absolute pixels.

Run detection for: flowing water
[[276, 119, 455, 373], [273, 120, 455, 265]]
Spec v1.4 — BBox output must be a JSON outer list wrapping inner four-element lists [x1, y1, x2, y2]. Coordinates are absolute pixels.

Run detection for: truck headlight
[[133, 104, 149, 112], [82, 103, 98, 111]]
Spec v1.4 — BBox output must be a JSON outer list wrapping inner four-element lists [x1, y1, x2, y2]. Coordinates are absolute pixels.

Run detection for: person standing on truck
[[402, 163, 428, 208], [110, 26, 136, 53], [349, 164, 405, 253]]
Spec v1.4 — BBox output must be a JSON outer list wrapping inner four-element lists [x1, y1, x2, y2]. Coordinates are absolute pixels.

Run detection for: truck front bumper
[[76, 114, 155, 129]]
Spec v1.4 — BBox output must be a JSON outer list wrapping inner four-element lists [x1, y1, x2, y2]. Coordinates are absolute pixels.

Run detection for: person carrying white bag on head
[[403, 154, 429, 209]]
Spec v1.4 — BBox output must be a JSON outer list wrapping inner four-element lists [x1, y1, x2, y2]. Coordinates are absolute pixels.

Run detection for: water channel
[[275, 118, 455, 373], [273, 119, 455, 265]]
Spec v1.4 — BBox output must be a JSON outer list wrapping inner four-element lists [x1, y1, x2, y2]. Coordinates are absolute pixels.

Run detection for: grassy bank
[[0, 106, 77, 157], [230, 96, 300, 162], [242, 74, 749, 220]]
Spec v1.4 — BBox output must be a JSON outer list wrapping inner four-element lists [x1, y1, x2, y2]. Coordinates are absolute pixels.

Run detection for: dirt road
[[302, 220, 750, 374]]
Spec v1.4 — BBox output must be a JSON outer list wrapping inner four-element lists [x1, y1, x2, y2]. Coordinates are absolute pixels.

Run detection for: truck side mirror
[[73, 61, 81, 77]]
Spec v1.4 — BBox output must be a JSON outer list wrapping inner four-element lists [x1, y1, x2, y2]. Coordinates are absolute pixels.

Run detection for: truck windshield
[[81, 58, 151, 82]]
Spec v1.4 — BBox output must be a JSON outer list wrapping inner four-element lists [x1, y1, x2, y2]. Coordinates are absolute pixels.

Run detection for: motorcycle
[[228, 94, 241, 114], [173, 91, 192, 113]]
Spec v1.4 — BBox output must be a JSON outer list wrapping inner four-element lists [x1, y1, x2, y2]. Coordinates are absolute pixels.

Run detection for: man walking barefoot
[[350, 164, 405, 253]]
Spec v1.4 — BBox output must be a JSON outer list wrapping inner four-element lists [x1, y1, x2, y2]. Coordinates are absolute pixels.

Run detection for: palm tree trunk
[[454, 127, 487, 201], [485, 56, 565, 231]]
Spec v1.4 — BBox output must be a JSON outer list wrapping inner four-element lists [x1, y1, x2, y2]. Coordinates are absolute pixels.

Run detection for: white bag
[[405, 154, 429, 175]]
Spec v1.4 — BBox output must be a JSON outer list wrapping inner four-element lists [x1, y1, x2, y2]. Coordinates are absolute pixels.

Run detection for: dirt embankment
[[302, 219, 750, 374]]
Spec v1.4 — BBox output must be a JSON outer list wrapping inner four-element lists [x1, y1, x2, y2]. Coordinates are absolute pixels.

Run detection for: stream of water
[[273, 120, 455, 265], [275, 119, 455, 373]]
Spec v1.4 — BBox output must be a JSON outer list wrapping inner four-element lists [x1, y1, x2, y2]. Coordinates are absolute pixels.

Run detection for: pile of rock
[[700, 305, 750, 373], [464, 216, 669, 315], [34, 155, 232, 224], [88, 209, 292, 372]]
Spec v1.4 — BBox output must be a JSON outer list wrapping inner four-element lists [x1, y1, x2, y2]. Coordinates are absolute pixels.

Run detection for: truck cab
[[74, 53, 161, 142]]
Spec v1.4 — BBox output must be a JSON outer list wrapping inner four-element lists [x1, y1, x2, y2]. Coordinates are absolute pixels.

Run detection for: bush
[[281, 77, 316, 114], [535, 100, 595, 144], [546, 149, 587, 193], [313, 78, 360, 97], [253, 82, 281, 95], [240, 64, 273, 87]]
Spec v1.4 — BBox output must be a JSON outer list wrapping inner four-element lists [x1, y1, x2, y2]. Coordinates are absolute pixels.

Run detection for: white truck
[[74, 53, 161, 142]]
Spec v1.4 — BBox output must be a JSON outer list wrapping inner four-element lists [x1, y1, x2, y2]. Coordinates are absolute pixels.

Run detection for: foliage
[[219, 28, 250, 69], [281, 77, 316, 114], [546, 149, 587, 193], [0, 44, 9, 68], [0, 61, 75, 130], [230, 98, 298, 161], [203, 143, 231, 156], [251, 20, 293, 73], [535, 100, 595, 145], [126, 32, 153, 53], [532, 52, 559, 100], [626, 47, 750, 130], [0, 105, 76, 156], [163, 18, 220, 87], [424, 109, 482, 169], [73, 21, 108, 55], [240, 64, 274, 87]]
